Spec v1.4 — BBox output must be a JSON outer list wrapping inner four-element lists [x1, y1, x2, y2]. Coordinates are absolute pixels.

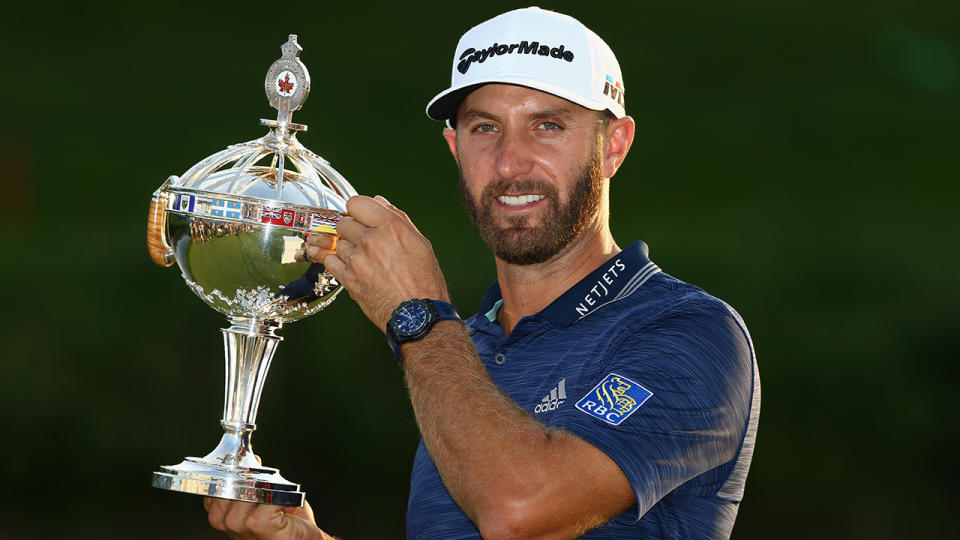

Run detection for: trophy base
[[152, 456, 305, 507]]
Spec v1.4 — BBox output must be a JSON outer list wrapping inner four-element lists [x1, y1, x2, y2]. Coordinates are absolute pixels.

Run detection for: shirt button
[[466, 326, 477, 336], [494, 352, 506, 365]]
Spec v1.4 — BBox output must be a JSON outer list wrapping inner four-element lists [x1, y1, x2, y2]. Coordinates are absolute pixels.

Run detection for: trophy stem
[[221, 317, 282, 431], [151, 316, 305, 506], [200, 316, 283, 469]]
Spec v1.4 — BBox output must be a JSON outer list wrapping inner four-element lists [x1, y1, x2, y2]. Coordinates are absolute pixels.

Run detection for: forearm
[[402, 322, 593, 536]]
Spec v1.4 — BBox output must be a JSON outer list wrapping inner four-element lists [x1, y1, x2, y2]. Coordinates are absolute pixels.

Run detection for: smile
[[497, 194, 545, 207]]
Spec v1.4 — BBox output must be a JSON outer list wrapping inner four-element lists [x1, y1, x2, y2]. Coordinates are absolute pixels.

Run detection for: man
[[206, 7, 760, 539]]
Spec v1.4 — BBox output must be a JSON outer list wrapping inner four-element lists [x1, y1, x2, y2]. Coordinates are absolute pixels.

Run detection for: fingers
[[283, 499, 316, 523], [205, 497, 223, 529], [336, 195, 419, 250], [305, 234, 335, 251], [205, 497, 328, 540], [224, 502, 262, 538], [305, 194, 398, 265], [346, 195, 417, 228], [327, 216, 368, 274], [333, 215, 365, 244], [333, 237, 357, 266], [241, 503, 287, 538], [204, 497, 290, 539], [322, 250, 346, 280], [322, 194, 449, 330], [374, 195, 410, 221], [206, 497, 255, 535], [304, 234, 337, 264], [345, 195, 392, 227]]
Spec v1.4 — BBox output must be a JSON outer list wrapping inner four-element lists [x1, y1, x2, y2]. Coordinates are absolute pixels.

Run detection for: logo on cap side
[[458, 41, 575, 74], [603, 74, 625, 107]]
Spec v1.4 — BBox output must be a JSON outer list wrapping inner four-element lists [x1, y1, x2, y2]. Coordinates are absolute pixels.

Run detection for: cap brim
[[426, 76, 618, 125], [426, 83, 487, 123]]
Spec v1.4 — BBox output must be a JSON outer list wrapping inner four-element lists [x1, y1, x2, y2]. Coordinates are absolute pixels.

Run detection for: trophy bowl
[[147, 34, 355, 506]]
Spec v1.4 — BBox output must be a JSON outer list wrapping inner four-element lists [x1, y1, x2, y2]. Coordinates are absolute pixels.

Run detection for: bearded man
[[206, 7, 760, 539]]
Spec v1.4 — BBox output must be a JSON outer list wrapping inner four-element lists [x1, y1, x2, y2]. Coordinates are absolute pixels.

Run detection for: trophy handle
[[147, 179, 175, 267]]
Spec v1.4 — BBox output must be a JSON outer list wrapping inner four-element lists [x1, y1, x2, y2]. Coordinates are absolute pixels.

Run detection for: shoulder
[[589, 270, 750, 343], [593, 272, 755, 383]]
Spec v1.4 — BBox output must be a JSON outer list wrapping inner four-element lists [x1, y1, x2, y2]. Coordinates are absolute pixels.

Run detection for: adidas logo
[[534, 378, 567, 414]]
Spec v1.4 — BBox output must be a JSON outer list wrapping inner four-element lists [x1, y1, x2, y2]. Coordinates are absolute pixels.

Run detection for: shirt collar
[[473, 241, 660, 328]]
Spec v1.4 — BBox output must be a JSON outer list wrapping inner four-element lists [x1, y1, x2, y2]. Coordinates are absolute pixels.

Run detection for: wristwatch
[[386, 299, 461, 362]]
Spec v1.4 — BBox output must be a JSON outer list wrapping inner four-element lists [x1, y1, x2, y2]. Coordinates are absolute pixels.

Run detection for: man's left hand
[[204, 497, 334, 540]]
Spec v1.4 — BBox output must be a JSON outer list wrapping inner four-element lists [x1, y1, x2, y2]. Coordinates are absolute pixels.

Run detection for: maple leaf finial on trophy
[[264, 34, 311, 128]]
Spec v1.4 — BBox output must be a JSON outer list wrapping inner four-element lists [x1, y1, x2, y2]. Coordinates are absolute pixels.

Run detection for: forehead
[[456, 83, 593, 120]]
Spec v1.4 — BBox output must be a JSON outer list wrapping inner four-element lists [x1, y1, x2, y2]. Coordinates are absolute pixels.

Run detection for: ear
[[603, 116, 635, 179], [442, 128, 458, 161]]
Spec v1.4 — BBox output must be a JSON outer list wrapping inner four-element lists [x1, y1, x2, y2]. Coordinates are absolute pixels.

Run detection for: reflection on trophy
[[147, 35, 356, 506]]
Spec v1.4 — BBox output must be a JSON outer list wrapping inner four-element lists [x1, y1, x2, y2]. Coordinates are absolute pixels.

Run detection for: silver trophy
[[147, 35, 356, 506]]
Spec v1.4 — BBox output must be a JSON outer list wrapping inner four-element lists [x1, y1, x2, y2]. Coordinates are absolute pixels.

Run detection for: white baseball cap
[[426, 6, 626, 125]]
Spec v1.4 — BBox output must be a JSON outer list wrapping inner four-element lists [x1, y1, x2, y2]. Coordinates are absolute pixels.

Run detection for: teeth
[[498, 194, 545, 207]]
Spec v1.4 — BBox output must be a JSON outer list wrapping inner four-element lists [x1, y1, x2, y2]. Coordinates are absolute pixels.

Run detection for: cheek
[[458, 144, 496, 173], [458, 154, 496, 192], [533, 138, 586, 179], [458, 169, 487, 205]]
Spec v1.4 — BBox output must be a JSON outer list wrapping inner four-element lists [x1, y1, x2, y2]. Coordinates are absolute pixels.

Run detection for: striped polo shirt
[[407, 241, 760, 539]]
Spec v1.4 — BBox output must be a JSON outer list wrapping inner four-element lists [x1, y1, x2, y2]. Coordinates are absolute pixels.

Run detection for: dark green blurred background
[[2, 1, 957, 538]]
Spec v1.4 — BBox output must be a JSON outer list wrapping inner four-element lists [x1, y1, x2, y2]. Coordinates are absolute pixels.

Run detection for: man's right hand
[[204, 497, 337, 540], [322, 195, 452, 333]]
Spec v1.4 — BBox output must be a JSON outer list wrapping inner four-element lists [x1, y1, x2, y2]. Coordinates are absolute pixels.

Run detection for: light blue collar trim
[[485, 299, 503, 322]]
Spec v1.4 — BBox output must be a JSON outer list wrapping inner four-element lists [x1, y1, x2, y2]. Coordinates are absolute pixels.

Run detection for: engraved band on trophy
[[147, 35, 356, 506]]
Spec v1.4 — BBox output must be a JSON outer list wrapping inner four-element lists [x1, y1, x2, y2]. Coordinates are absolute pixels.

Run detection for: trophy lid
[[166, 35, 356, 213]]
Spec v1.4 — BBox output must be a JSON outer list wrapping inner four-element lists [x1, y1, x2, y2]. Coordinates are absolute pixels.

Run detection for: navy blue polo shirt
[[406, 241, 760, 539]]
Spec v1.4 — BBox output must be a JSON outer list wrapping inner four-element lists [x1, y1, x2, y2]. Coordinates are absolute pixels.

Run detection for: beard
[[459, 147, 605, 265]]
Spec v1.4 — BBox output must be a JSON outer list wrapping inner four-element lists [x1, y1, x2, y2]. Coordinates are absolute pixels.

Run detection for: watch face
[[393, 303, 430, 337]]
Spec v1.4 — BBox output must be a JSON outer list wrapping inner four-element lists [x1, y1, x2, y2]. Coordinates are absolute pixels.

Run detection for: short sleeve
[[554, 298, 756, 521]]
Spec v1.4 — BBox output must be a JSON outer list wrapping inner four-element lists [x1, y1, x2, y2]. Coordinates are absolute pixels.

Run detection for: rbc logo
[[576, 373, 652, 426]]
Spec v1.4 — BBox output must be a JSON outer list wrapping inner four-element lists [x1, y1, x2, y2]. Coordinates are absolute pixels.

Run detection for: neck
[[495, 216, 619, 336]]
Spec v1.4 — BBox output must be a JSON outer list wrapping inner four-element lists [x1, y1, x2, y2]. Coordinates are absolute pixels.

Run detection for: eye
[[537, 121, 561, 131], [473, 123, 498, 134]]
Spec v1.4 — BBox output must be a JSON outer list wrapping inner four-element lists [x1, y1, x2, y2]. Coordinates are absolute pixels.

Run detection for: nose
[[495, 127, 534, 180]]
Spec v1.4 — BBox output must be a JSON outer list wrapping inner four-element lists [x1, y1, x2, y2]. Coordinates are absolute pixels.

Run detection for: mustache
[[481, 178, 558, 198]]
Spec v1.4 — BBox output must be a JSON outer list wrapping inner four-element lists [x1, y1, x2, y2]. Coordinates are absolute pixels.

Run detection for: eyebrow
[[461, 110, 501, 123], [529, 108, 572, 120], [459, 107, 573, 124]]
